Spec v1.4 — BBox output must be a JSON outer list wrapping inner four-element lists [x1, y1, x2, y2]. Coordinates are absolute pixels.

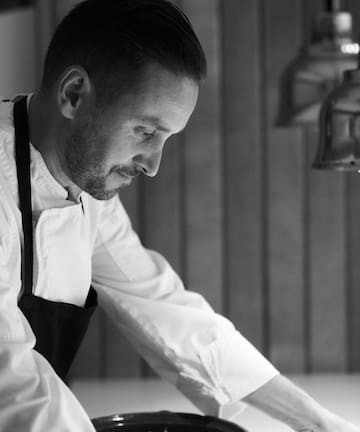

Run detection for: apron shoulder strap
[[14, 97, 33, 296]]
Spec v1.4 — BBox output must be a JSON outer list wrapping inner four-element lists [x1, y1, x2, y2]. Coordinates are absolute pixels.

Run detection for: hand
[[243, 374, 359, 432], [320, 413, 359, 432]]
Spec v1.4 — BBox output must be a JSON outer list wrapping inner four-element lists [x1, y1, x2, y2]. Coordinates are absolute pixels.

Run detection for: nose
[[136, 150, 163, 177]]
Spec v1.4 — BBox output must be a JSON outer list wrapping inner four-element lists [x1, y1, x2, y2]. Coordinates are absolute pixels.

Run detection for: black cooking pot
[[92, 411, 246, 432]]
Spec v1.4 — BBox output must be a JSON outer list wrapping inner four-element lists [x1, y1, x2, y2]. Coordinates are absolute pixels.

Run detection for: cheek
[[103, 135, 140, 166], [93, 119, 142, 164]]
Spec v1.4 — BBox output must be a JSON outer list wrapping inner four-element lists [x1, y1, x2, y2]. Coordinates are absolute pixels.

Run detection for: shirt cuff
[[176, 328, 280, 419]]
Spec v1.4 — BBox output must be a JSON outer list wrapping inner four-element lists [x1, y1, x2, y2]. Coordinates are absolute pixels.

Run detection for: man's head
[[37, 0, 206, 200]]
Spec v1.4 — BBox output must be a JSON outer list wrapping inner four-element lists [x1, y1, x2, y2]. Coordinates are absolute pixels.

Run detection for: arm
[[93, 196, 359, 431], [92, 197, 278, 415], [0, 188, 95, 432], [244, 374, 359, 432]]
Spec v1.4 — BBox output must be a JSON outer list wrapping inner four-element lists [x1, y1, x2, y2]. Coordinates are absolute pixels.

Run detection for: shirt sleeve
[[0, 186, 96, 432], [91, 196, 280, 419]]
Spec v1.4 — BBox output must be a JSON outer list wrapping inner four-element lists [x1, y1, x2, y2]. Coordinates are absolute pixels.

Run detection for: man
[[0, 0, 357, 431]]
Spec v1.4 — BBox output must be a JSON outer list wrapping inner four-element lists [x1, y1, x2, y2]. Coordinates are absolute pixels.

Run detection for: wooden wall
[[0, 7, 36, 96], [30, 0, 360, 377]]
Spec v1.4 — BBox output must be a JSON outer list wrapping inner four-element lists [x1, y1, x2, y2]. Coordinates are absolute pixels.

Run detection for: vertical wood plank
[[99, 311, 143, 378], [141, 0, 183, 278], [347, 172, 360, 371], [180, 0, 223, 313], [0, 8, 36, 95], [34, 0, 56, 80], [302, 0, 325, 378], [307, 129, 347, 372], [142, 135, 183, 277], [68, 309, 102, 379], [303, 0, 348, 372], [221, 1, 265, 350], [264, 0, 306, 372], [343, 0, 360, 372]]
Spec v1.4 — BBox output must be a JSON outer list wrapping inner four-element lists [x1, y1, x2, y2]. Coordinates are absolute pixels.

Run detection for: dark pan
[[92, 411, 247, 432]]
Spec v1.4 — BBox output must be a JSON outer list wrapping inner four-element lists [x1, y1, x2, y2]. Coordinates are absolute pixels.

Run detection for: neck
[[28, 92, 82, 202]]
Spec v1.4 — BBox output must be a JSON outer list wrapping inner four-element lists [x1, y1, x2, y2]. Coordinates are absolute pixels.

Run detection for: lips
[[120, 171, 141, 181], [111, 167, 141, 179], [119, 172, 133, 179]]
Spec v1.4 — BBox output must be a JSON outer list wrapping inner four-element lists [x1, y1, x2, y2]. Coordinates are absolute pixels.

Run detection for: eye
[[143, 130, 155, 138], [135, 126, 156, 140]]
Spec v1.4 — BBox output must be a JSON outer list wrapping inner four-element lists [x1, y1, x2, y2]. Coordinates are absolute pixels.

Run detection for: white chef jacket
[[0, 96, 279, 431]]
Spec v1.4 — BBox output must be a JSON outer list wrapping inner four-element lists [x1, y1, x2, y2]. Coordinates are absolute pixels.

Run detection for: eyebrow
[[139, 116, 186, 134]]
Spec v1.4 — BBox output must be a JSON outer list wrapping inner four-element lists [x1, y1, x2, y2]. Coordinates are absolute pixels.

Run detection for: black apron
[[14, 97, 98, 381]]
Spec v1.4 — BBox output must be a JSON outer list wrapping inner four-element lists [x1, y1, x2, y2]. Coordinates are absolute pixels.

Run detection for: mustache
[[110, 166, 142, 178]]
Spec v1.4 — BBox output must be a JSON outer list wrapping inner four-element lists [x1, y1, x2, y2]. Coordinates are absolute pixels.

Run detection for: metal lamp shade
[[276, 10, 359, 127], [313, 69, 360, 170]]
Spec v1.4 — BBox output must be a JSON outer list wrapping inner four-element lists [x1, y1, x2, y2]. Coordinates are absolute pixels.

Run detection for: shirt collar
[[25, 93, 74, 202]]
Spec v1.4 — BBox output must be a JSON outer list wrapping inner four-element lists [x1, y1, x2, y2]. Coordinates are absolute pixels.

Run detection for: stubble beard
[[63, 121, 125, 201]]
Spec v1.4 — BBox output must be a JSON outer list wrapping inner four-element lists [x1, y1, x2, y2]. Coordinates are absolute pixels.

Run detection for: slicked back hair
[[41, 0, 207, 105]]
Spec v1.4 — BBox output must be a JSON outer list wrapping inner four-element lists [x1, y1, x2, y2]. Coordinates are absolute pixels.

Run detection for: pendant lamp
[[276, 0, 359, 127], [312, 69, 360, 171]]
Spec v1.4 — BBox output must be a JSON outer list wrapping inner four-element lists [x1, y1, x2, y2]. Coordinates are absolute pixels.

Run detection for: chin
[[82, 175, 132, 200], [88, 184, 132, 201], [90, 190, 119, 201]]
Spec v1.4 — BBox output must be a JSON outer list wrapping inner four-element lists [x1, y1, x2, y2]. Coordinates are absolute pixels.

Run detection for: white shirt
[[0, 97, 279, 431]]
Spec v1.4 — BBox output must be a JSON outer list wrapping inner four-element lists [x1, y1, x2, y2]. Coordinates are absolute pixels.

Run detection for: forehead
[[101, 63, 199, 130]]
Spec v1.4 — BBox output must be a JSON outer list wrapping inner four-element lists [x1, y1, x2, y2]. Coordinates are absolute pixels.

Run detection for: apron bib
[[14, 97, 97, 380]]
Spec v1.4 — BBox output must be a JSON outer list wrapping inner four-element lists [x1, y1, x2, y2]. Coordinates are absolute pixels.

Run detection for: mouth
[[111, 167, 141, 181], [118, 172, 138, 182]]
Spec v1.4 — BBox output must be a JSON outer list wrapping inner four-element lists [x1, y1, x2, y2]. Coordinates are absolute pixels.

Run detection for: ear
[[57, 66, 92, 120]]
